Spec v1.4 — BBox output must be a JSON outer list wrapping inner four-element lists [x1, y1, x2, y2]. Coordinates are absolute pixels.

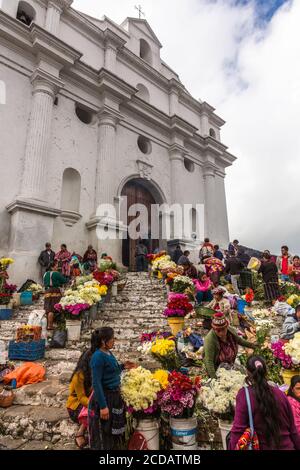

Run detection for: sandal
[[75, 434, 86, 449]]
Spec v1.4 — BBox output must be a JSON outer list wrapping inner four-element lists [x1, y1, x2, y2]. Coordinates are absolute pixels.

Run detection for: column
[[215, 171, 230, 247], [45, 0, 73, 36], [20, 71, 62, 201], [169, 145, 185, 240], [104, 44, 117, 74], [169, 145, 184, 204], [203, 163, 216, 241], [94, 112, 118, 209]]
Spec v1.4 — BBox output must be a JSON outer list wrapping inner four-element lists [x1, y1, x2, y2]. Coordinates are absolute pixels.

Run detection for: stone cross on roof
[[135, 4, 145, 19]]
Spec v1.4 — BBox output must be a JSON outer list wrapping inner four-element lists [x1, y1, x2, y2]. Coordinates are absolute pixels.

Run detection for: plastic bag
[[273, 301, 294, 317], [28, 310, 47, 339], [49, 330, 67, 349], [3, 362, 45, 388]]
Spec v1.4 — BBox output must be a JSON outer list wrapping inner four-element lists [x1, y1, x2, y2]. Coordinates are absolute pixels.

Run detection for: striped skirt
[[263, 278, 280, 302], [88, 389, 126, 450]]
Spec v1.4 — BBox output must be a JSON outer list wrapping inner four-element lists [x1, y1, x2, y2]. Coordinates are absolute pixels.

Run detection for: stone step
[[12, 378, 69, 408], [0, 405, 77, 444], [0, 435, 77, 450]]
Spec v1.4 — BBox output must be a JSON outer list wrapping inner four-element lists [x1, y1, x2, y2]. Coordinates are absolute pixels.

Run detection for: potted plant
[[163, 293, 193, 335]]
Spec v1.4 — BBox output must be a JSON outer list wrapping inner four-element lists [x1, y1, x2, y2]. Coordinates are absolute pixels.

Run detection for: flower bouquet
[[98, 259, 115, 272], [54, 302, 90, 320], [163, 293, 193, 318], [75, 274, 93, 287], [150, 338, 180, 370], [198, 368, 245, 421], [242, 288, 254, 305], [77, 285, 102, 305], [27, 283, 43, 300], [121, 366, 162, 419], [171, 275, 195, 295], [140, 331, 171, 343], [93, 270, 114, 286], [0, 258, 14, 271], [272, 336, 300, 384], [158, 371, 201, 418], [279, 279, 300, 298], [286, 294, 300, 308]]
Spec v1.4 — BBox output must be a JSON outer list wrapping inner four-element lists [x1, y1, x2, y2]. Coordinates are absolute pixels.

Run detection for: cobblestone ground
[[0, 273, 283, 450]]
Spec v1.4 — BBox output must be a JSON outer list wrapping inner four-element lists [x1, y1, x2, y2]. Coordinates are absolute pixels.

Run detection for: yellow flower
[[151, 339, 175, 357], [98, 285, 108, 296], [152, 370, 169, 389], [0, 258, 14, 267]]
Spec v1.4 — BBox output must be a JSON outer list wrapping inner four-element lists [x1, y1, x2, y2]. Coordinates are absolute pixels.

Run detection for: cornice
[[6, 199, 61, 217], [98, 68, 137, 102], [30, 24, 82, 66]]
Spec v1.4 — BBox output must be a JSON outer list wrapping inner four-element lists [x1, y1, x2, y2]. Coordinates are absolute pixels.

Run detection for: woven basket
[[195, 306, 215, 319]]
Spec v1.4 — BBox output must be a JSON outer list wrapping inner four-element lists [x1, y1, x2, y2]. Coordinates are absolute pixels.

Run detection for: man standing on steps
[[135, 239, 148, 272], [38, 242, 55, 280]]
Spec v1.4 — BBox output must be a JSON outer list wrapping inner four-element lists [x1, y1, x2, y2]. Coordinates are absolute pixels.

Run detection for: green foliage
[[252, 271, 265, 301]]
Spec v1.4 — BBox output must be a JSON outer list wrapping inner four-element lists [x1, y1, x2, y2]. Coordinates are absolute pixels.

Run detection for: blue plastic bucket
[[20, 291, 33, 306], [0, 308, 13, 320], [237, 299, 247, 314]]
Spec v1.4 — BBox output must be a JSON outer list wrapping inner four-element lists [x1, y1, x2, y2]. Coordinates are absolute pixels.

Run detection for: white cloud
[[73, 0, 300, 254]]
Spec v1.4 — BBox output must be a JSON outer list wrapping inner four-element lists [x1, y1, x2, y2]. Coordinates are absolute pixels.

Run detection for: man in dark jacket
[[172, 244, 184, 264], [135, 240, 148, 272], [38, 243, 55, 279], [224, 255, 244, 295]]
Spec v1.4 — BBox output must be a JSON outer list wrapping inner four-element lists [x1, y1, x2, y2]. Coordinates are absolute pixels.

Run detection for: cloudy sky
[[73, 0, 299, 254]]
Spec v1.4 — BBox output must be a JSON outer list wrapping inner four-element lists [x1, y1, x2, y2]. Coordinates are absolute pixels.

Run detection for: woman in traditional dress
[[83, 245, 98, 273], [88, 328, 136, 450], [55, 244, 72, 278], [258, 251, 280, 304], [229, 356, 300, 450], [67, 349, 93, 448], [203, 313, 256, 379], [43, 262, 68, 330], [287, 375, 300, 435], [193, 272, 213, 305]]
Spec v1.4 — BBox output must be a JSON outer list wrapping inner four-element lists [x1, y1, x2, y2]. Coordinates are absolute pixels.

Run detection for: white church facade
[[0, 0, 236, 284]]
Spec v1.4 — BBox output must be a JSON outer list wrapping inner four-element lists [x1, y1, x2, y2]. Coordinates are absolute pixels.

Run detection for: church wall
[[123, 22, 161, 70], [178, 101, 200, 129], [60, 19, 105, 70], [117, 61, 169, 115], [0, 63, 32, 254], [115, 123, 172, 205], [46, 94, 98, 254]]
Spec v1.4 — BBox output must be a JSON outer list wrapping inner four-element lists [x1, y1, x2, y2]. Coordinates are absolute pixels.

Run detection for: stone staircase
[[0, 272, 170, 450]]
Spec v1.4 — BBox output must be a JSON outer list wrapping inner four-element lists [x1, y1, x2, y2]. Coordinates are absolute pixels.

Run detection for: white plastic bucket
[[218, 419, 232, 450], [170, 417, 198, 447], [136, 419, 160, 451], [66, 320, 81, 342]]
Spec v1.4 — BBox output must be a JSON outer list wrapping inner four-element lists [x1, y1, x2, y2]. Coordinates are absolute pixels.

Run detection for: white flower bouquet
[[121, 366, 162, 415], [198, 368, 245, 420], [284, 333, 300, 366]]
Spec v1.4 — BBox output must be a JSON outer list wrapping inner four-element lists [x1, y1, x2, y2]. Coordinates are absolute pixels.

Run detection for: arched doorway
[[121, 179, 160, 270]]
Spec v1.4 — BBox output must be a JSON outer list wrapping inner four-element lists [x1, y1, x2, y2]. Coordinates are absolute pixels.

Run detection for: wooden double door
[[122, 180, 159, 270]]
